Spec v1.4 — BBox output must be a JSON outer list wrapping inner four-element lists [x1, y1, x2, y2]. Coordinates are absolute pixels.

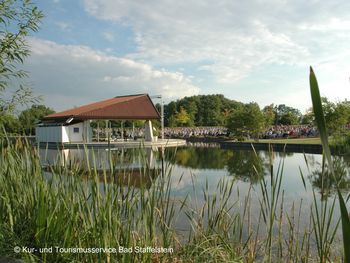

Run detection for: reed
[[309, 67, 350, 263], [1, 76, 349, 263]]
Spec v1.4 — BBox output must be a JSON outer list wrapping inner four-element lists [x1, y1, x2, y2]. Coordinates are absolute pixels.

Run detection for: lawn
[[246, 137, 322, 145]]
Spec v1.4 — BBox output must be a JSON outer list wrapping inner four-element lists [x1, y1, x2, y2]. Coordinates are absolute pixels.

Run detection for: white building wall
[[36, 121, 91, 143], [65, 122, 84, 142], [36, 126, 65, 143]]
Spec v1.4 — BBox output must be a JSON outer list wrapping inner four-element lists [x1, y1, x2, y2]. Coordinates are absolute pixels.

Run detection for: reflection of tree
[[166, 147, 269, 184], [308, 157, 350, 199], [166, 147, 233, 169], [226, 150, 267, 184]]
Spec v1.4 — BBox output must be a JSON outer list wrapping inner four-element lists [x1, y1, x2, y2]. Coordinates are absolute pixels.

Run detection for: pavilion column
[[97, 122, 99, 142], [121, 121, 124, 140], [105, 120, 108, 141], [144, 120, 154, 142]]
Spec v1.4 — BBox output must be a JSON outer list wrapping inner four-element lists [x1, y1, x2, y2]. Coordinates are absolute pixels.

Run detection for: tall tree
[[173, 106, 191, 127], [227, 102, 266, 140], [0, 0, 43, 115], [262, 104, 276, 126], [18, 104, 54, 135], [275, 104, 301, 125], [322, 98, 350, 134]]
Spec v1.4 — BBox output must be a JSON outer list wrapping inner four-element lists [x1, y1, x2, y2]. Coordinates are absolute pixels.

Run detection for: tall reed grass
[[0, 136, 347, 262], [309, 67, 350, 263]]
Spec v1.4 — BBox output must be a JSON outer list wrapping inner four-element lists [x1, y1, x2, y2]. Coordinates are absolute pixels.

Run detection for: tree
[[322, 97, 350, 134], [18, 104, 54, 135], [0, 112, 20, 133], [279, 112, 299, 125], [0, 0, 43, 115], [173, 106, 191, 127], [164, 101, 177, 126], [262, 104, 276, 126], [227, 102, 266, 140], [301, 108, 314, 125], [164, 94, 243, 127], [274, 104, 301, 125]]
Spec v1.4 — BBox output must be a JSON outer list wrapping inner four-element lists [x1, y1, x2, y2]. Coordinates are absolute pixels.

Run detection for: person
[[123, 130, 127, 141]]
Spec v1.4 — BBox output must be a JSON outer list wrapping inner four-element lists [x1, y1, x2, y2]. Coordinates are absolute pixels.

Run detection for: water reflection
[[166, 146, 233, 170], [308, 156, 350, 199], [40, 146, 350, 198], [40, 147, 160, 189], [166, 147, 273, 184]]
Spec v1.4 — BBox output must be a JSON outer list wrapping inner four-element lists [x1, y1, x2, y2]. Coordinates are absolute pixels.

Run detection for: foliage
[[226, 102, 266, 139], [0, 112, 19, 133], [262, 104, 276, 126], [321, 98, 350, 134], [301, 107, 314, 125], [309, 67, 350, 263], [171, 106, 192, 127], [0, 0, 43, 113], [279, 111, 299, 125], [0, 139, 245, 262], [164, 94, 243, 127], [18, 104, 54, 135], [275, 104, 301, 125]]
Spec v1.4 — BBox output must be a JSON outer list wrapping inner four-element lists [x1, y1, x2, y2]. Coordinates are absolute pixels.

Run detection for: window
[[73, 127, 79, 133]]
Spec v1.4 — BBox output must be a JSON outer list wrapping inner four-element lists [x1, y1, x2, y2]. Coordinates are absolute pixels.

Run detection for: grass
[[248, 137, 322, 145]]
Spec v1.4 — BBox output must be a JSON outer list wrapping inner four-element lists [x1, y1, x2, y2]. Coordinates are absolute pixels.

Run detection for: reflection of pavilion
[[40, 147, 161, 189]]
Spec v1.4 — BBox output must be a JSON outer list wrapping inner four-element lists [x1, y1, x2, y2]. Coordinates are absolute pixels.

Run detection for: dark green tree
[[0, 112, 20, 133], [301, 108, 314, 125], [322, 98, 350, 134], [274, 104, 301, 125], [164, 94, 243, 127], [227, 102, 266, 140], [18, 104, 54, 135], [279, 112, 299, 125]]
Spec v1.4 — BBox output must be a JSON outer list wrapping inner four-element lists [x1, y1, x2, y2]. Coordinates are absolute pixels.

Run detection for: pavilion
[[36, 94, 161, 143]]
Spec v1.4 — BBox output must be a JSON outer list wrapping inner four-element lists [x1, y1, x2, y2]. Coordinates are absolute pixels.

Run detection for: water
[[39, 143, 350, 245]]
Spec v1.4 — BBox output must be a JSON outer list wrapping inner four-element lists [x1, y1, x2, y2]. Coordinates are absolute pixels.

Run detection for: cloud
[[102, 31, 115, 42], [82, 0, 350, 86], [55, 21, 71, 31], [24, 38, 200, 111]]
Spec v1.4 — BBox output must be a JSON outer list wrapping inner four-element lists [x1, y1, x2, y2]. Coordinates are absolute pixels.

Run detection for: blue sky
[[24, 0, 350, 112]]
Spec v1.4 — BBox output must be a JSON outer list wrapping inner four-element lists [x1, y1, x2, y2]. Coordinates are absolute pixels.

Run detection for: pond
[[39, 142, 350, 256]]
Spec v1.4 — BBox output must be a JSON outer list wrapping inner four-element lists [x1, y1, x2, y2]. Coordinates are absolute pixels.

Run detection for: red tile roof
[[44, 94, 160, 120]]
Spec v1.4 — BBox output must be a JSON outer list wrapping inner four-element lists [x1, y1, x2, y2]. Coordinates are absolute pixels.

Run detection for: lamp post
[[151, 95, 164, 140]]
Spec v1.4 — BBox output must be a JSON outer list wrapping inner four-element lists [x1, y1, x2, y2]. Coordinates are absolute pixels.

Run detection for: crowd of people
[[92, 125, 319, 140], [163, 127, 227, 138], [92, 127, 145, 141], [263, 125, 318, 139]]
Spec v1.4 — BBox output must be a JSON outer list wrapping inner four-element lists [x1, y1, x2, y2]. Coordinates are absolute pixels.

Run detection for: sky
[[23, 0, 350, 112]]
